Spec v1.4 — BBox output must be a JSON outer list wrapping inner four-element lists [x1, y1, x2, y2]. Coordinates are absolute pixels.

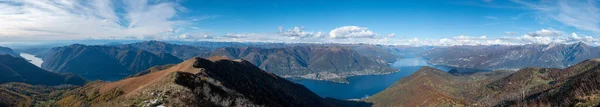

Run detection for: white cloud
[[329, 26, 377, 39], [526, 29, 563, 37], [192, 15, 221, 21], [504, 31, 518, 35], [564, 32, 596, 43], [453, 35, 487, 40], [223, 33, 251, 38], [174, 33, 210, 40], [495, 29, 598, 45], [555, 0, 600, 32], [518, 35, 554, 44], [428, 35, 511, 46], [278, 26, 322, 38], [203, 28, 600, 46], [514, 0, 600, 32], [209, 26, 385, 44], [0, 0, 192, 41], [386, 33, 396, 38]]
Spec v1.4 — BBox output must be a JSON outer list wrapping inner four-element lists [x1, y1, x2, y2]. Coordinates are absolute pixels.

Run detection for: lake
[[290, 57, 453, 100], [17, 52, 450, 99], [19, 53, 43, 67]]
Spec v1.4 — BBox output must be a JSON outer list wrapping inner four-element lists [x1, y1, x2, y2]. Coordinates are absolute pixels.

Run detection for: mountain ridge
[[205, 46, 397, 83], [366, 58, 600, 106], [0, 46, 19, 57], [0, 54, 86, 86], [55, 56, 370, 106], [423, 42, 600, 70], [42, 44, 182, 81], [118, 40, 210, 60]]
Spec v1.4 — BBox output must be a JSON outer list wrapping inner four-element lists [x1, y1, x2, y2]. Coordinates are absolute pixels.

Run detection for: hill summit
[[56, 56, 368, 106]]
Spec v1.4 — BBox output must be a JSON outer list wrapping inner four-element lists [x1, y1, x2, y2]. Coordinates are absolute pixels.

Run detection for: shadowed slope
[[0, 55, 86, 86], [42, 44, 182, 81]]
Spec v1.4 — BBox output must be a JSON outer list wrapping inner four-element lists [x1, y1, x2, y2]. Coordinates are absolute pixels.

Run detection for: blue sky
[[183, 0, 536, 37], [1, 0, 599, 45]]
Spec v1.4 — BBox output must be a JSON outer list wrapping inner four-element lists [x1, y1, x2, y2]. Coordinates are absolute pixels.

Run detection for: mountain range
[[423, 42, 600, 70], [4, 40, 600, 106], [117, 40, 210, 60], [42, 44, 182, 81], [0, 54, 86, 86], [20, 41, 399, 83], [205, 46, 397, 83], [0, 46, 19, 57], [366, 58, 600, 106]]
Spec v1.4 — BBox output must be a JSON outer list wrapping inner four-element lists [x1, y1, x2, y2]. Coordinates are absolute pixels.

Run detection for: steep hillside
[[55, 57, 369, 106], [423, 42, 600, 70], [365, 66, 513, 106], [491, 58, 600, 106], [206, 46, 397, 83], [119, 41, 210, 59], [42, 44, 182, 81], [367, 58, 600, 106], [0, 55, 86, 86]]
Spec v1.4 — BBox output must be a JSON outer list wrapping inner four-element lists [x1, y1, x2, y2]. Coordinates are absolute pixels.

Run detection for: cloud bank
[[208, 27, 600, 46], [329, 26, 377, 39], [1, 0, 599, 46], [0, 0, 189, 41], [514, 0, 600, 32]]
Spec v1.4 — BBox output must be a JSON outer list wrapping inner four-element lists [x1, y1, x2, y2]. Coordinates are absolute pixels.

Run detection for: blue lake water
[[19, 53, 44, 67], [290, 57, 453, 100]]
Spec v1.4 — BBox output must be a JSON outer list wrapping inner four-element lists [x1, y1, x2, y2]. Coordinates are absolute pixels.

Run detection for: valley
[[3, 41, 600, 106], [3, 0, 600, 106]]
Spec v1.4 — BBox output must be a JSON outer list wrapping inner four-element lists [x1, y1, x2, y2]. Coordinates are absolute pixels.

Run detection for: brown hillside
[[57, 56, 363, 107]]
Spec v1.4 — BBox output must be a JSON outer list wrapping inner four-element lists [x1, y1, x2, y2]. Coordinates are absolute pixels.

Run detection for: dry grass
[[99, 58, 200, 95]]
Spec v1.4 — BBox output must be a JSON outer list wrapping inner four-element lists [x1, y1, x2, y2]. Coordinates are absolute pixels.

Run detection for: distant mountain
[[42, 44, 182, 81], [54, 57, 370, 106], [384, 45, 435, 57], [352, 45, 400, 63], [180, 41, 250, 49], [103, 42, 123, 46], [119, 41, 210, 60], [367, 58, 600, 106], [0, 55, 86, 86], [0, 46, 19, 57], [205, 46, 397, 83], [14, 47, 51, 58], [423, 42, 600, 70]]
